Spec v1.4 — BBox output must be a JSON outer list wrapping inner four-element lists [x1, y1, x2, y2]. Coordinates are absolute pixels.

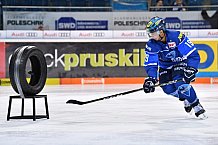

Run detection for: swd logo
[[55, 17, 76, 30], [165, 17, 181, 29]]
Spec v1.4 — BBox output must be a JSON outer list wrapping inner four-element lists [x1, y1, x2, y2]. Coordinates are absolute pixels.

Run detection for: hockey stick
[[66, 79, 183, 105]]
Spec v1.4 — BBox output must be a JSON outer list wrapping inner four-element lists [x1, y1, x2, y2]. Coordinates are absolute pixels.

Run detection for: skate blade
[[197, 113, 208, 120], [188, 109, 193, 115], [185, 110, 194, 119]]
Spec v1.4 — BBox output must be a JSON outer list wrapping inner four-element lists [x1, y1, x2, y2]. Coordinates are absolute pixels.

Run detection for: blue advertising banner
[[165, 17, 211, 29], [55, 17, 108, 30], [113, 0, 148, 11], [182, 20, 211, 29]]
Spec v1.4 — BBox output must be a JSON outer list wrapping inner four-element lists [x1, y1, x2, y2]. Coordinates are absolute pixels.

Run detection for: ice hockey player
[[143, 16, 207, 119]]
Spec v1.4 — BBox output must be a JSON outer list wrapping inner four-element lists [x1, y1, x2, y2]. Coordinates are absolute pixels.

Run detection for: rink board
[[0, 39, 218, 85]]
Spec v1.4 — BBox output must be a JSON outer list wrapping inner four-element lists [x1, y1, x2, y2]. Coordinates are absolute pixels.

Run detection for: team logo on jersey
[[168, 42, 176, 48], [166, 51, 176, 59], [166, 51, 186, 62], [178, 84, 191, 96]]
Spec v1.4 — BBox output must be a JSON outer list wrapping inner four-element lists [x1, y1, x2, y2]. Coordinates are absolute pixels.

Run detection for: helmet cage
[[147, 30, 161, 39]]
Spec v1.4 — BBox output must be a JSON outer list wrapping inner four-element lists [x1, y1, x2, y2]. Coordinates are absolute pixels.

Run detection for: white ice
[[0, 84, 218, 145]]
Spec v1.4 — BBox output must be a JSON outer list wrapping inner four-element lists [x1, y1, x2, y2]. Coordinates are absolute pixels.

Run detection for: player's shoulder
[[166, 29, 185, 43], [146, 39, 160, 53]]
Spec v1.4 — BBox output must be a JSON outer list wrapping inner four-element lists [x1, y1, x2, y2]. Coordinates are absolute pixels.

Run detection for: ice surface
[[0, 84, 218, 145]]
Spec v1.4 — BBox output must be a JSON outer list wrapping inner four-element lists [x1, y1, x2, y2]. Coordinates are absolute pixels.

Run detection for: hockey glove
[[143, 77, 158, 93], [184, 66, 198, 84]]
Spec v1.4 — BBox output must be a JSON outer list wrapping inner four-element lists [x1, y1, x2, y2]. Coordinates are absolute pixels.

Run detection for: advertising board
[[2, 40, 218, 79], [3, 11, 214, 30]]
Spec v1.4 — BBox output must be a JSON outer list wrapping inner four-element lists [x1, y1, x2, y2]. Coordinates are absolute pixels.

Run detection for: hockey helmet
[[146, 17, 166, 33]]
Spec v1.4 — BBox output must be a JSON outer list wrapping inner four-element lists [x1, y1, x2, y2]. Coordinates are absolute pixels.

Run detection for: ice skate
[[184, 99, 193, 114], [193, 103, 208, 120]]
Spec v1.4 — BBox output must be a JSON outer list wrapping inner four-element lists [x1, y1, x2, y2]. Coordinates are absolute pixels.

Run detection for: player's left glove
[[143, 77, 158, 93], [184, 66, 198, 84]]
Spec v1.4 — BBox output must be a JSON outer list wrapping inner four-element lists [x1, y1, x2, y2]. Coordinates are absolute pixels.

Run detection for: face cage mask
[[146, 30, 161, 39]]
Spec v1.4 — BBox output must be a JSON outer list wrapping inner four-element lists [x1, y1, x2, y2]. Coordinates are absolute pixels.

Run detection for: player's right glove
[[143, 77, 158, 93], [184, 66, 198, 84]]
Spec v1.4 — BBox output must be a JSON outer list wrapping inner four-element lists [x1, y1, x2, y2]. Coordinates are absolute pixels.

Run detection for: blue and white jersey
[[144, 29, 200, 79]]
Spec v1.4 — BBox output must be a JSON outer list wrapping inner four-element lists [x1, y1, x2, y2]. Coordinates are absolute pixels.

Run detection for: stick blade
[[66, 99, 84, 105]]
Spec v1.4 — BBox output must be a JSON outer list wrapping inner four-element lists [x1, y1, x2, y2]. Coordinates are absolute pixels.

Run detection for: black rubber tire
[[9, 46, 47, 95]]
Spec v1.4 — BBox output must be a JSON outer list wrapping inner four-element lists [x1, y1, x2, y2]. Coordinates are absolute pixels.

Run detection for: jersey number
[[185, 39, 194, 48], [145, 54, 149, 62]]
